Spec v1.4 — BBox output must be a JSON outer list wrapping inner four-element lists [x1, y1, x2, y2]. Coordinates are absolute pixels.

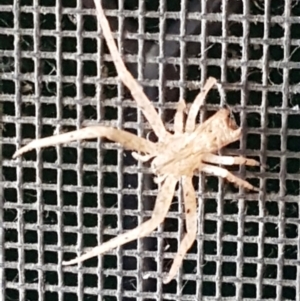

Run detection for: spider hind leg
[[62, 175, 178, 266], [163, 176, 197, 284]]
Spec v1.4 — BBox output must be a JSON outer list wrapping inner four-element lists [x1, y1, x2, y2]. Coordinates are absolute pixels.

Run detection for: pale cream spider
[[13, 1, 259, 283]]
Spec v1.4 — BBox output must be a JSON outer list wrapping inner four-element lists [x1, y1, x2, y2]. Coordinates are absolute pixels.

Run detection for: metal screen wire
[[1, 0, 300, 300]]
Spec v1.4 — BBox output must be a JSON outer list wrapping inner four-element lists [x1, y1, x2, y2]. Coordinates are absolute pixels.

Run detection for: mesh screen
[[1, 0, 300, 300]]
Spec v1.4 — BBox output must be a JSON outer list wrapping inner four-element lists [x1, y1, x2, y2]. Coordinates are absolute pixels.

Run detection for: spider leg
[[93, 0, 168, 140], [200, 163, 259, 191], [174, 99, 186, 135], [202, 154, 260, 166], [163, 176, 197, 284], [62, 175, 178, 266], [131, 152, 155, 162], [13, 126, 156, 158], [185, 77, 217, 133]]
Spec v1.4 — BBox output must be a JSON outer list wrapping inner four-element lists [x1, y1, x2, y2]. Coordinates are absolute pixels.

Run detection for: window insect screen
[[1, 0, 300, 300]]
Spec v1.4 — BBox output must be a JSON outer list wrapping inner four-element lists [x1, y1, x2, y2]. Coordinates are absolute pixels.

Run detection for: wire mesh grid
[[1, 0, 300, 300]]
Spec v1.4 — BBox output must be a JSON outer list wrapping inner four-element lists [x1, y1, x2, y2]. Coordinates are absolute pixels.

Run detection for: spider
[[13, 0, 259, 284]]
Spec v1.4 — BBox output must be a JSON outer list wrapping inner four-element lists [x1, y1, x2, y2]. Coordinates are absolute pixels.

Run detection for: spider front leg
[[202, 154, 260, 166], [174, 99, 187, 135], [185, 77, 217, 133], [163, 176, 197, 284], [62, 175, 178, 266], [200, 163, 259, 191], [13, 126, 156, 158]]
